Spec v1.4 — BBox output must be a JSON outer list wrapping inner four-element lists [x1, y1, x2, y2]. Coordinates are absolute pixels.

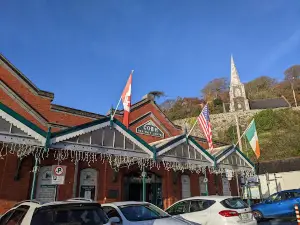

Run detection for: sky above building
[[1, 0, 300, 114]]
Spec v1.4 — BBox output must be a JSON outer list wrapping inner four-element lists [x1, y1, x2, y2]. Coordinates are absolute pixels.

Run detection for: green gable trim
[[113, 119, 155, 154], [0, 101, 47, 137], [51, 117, 110, 138], [188, 137, 215, 161], [215, 145, 235, 161], [235, 146, 255, 168], [156, 135, 186, 151]]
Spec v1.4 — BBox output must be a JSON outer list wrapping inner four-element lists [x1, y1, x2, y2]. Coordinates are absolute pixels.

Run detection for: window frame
[[166, 201, 190, 215], [189, 199, 216, 213], [2, 205, 30, 225]]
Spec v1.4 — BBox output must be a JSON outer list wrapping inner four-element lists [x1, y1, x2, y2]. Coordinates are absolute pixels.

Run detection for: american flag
[[197, 104, 214, 151]]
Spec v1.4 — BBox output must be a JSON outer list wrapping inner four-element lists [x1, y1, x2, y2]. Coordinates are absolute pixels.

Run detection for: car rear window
[[31, 203, 109, 225], [220, 198, 249, 209]]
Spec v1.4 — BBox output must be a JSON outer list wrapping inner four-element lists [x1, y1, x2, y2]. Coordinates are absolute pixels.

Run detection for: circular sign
[[54, 166, 64, 176], [203, 178, 208, 183]]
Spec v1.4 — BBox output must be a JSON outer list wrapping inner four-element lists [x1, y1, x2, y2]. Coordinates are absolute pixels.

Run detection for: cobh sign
[[136, 120, 164, 138]]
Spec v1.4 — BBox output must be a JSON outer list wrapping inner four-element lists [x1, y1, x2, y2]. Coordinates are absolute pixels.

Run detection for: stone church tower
[[229, 56, 250, 112]]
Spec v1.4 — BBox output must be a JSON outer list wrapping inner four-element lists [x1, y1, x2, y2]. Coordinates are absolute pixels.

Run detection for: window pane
[[119, 204, 169, 221], [221, 198, 249, 209], [31, 204, 109, 225], [189, 200, 215, 212], [0, 210, 14, 225], [5, 209, 27, 225]]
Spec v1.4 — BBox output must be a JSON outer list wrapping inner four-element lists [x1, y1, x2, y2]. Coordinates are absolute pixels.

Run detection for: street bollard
[[294, 205, 300, 225]]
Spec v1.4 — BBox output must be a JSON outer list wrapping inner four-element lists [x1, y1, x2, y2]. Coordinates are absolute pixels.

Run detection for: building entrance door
[[123, 171, 163, 208]]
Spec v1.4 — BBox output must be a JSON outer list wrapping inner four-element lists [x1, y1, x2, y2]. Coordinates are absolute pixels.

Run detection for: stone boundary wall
[[173, 107, 300, 139]]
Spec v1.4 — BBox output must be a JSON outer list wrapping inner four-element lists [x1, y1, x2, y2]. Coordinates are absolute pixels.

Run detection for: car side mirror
[[109, 216, 120, 224]]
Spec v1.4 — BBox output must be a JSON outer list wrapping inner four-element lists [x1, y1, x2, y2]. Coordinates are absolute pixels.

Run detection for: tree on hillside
[[201, 78, 229, 101], [148, 91, 165, 100], [284, 65, 300, 80], [163, 97, 204, 120], [245, 76, 278, 100]]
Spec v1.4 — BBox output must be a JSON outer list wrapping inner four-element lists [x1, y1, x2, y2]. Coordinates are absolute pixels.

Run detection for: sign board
[[36, 166, 57, 203], [51, 165, 66, 185], [136, 120, 164, 138]]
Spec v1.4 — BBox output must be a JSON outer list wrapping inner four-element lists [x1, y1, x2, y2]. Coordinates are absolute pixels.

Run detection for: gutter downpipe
[[30, 127, 51, 200]]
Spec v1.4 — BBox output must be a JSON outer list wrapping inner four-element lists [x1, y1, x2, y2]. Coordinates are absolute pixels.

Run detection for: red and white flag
[[197, 104, 214, 151], [121, 71, 132, 128]]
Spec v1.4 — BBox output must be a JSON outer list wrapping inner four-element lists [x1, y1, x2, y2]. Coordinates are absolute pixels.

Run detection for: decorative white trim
[[114, 124, 154, 158], [0, 109, 46, 144], [236, 150, 255, 170], [156, 137, 215, 165], [52, 142, 151, 159], [188, 140, 215, 165], [157, 138, 185, 156], [0, 132, 44, 146], [216, 148, 235, 164], [50, 121, 110, 144], [159, 156, 211, 166]]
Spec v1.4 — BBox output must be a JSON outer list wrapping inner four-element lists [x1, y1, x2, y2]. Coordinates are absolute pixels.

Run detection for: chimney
[[142, 93, 155, 101]]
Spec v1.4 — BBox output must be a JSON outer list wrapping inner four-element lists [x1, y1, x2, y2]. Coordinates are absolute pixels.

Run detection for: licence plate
[[239, 213, 250, 221]]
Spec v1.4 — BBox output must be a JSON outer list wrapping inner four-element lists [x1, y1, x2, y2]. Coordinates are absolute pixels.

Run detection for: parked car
[[0, 198, 115, 225], [165, 196, 257, 225], [252, 189, 300, 221], [102, 201, 201, 225]]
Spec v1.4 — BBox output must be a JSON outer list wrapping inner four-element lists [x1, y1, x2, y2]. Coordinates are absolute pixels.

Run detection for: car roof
[[103, 201, 149, 207], [180, 195, 240, 201], [14, 199, 99, 209]]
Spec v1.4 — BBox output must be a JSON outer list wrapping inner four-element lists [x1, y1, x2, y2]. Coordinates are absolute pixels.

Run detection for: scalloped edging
[[0, 109, 46, 144]]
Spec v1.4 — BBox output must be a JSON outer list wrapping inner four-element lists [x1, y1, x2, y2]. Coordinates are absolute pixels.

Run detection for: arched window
[[79, 168, 98, 200], [35, 166, 57, 203], [181, 175, 191, 199]]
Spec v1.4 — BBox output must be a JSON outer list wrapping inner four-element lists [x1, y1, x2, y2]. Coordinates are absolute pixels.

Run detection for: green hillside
[[221, 109, 300, 162]]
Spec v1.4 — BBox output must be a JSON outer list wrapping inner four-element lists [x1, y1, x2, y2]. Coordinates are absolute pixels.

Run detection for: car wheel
[[252, 210, 263, 221]]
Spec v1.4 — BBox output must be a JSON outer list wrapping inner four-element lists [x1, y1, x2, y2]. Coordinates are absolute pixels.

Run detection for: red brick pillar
[[207, 171, 216, 195]]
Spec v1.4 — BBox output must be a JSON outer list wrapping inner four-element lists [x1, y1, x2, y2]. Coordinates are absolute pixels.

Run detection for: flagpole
[[111, 97, 122, 119], [186, 104, 206, 137], [234, 119, 254, 148], [235, 114, 243, 152], [111, 70, 134, 120]]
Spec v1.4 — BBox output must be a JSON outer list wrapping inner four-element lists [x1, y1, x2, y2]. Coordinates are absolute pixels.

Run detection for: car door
[[266, 192, 288, 218], [262, 192, 284, 218], [280, 191, 300, 217], [181, 199, 214, 225]]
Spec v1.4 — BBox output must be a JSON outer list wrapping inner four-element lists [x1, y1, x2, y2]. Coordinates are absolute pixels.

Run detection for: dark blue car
[[251, 189, 300, 221]]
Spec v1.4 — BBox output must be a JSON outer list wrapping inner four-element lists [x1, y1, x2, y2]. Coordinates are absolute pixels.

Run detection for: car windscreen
[[30, 203, 109, 225], [220, 198, 249, 209], [118, 204, 170, 222]]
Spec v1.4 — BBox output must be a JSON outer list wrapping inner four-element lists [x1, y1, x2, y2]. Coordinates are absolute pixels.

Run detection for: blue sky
[[1, 0, 300, 114]]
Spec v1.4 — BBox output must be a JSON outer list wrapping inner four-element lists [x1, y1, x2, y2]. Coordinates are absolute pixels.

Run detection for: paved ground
[[259, 218, 297, 225]]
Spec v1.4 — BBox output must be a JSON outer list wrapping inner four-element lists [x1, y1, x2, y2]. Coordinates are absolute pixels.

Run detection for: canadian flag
[[121, 72, 132, 128]]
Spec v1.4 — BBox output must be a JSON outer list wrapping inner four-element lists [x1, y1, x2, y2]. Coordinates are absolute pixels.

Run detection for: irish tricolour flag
[[245, 119, 260, 159]]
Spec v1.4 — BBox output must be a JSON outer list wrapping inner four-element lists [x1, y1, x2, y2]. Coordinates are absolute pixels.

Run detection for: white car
[[0, 198, 115, 225], [102, 201, 201, 225], [165, 196, 257, 225]]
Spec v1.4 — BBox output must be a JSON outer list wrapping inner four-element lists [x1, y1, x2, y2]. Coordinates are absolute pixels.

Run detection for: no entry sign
[[51, 165, 66, 185]]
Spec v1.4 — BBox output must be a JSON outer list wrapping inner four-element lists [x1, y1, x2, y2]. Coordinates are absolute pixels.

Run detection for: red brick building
[[0, 54, 255, 214]]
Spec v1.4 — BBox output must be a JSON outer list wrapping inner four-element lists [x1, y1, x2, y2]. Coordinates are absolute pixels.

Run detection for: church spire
[[231, 55, 241, 86]]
